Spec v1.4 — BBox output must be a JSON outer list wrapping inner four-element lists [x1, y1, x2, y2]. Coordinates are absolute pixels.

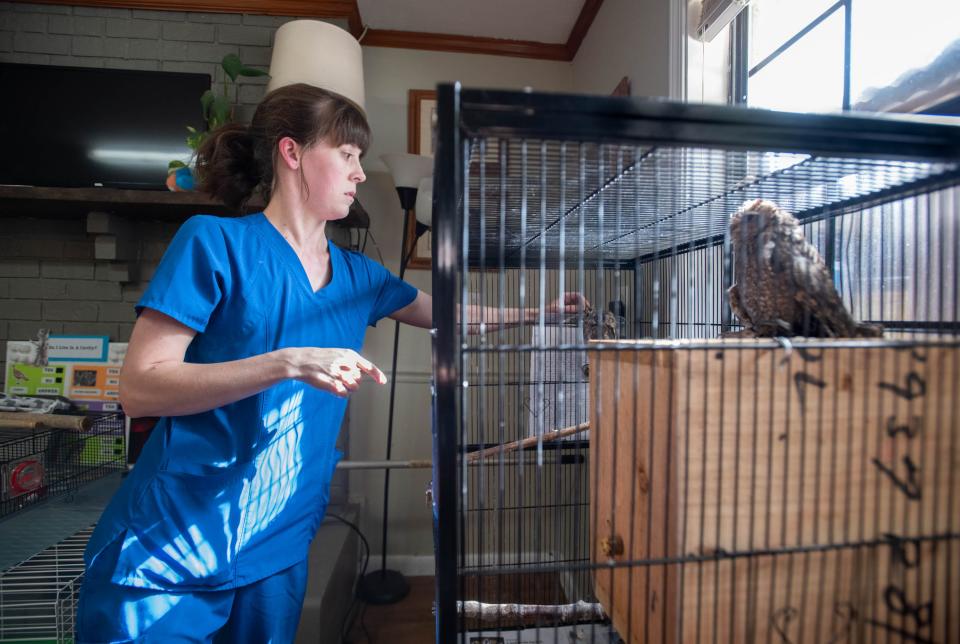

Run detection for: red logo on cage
[[9, 459, 44, 495]]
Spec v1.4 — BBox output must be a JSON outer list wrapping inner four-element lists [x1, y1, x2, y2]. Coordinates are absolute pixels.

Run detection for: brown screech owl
[[728, 199, 882, 338], [581, 303, 620, 340]]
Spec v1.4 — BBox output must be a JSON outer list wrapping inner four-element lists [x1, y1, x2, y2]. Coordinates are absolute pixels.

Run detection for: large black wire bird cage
[[430, 84, 960, 644]]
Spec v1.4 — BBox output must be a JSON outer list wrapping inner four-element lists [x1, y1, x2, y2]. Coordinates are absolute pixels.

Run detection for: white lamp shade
[[381, 153, 433, 190], [414, 177, 432, 226], [266, 20, 365, 111]]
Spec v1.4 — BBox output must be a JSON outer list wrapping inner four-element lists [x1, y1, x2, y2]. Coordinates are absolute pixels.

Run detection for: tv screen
[[0, 63, 210, 190]]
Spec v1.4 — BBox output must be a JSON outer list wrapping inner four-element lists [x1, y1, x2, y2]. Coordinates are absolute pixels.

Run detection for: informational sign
[[69, 364, 121, 404], [47, 335, 109, 362], [4, 341, 127, 411], [4, 363, 67, 397], [528, 325, 589, 439]]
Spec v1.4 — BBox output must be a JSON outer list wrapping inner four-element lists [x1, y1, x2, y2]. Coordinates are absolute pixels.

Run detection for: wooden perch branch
[[0, 412, 90, 431], [455, 599, 606, 624], [466, 421, 590, 463]]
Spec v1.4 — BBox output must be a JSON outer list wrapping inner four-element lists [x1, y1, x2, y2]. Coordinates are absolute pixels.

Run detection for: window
[[850, 0, 960, 113], [747, 0, 846, 112], [692, 0, 960, 113]]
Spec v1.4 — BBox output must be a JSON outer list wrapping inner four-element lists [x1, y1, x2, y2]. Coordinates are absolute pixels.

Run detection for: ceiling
[[28, 0, 603, 61], [356, 0, 603, 60], [359, 0, 585, 45]]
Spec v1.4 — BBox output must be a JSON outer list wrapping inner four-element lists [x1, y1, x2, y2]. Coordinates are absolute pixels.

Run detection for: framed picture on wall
[[611, 76, 631, 97], [406, 89, 437, 270]]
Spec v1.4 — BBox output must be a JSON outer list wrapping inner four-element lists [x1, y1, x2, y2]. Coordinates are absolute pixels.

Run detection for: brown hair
[[196, 83, 370, 211]]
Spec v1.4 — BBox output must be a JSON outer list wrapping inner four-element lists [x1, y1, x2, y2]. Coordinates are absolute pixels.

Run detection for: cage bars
[[433, 85, 960, 644]]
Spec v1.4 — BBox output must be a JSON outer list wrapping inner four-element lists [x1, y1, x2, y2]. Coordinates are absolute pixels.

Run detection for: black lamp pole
[[358, 185, 420, 605]]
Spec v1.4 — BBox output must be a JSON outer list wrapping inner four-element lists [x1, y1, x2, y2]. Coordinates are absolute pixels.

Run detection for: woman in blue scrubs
[[76, 83, 584, 643]]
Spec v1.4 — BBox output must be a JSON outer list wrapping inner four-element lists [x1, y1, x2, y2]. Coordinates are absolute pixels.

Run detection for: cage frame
[[431, 83, 960, 643], [0, 412, 126, 520], [0, 525, 91, 643]]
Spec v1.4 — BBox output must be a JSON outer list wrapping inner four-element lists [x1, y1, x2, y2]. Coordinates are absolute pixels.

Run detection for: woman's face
[[298, 139, 366, 219]]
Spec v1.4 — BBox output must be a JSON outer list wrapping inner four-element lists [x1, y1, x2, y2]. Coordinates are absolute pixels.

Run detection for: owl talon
[[774, 336, 793, 363]]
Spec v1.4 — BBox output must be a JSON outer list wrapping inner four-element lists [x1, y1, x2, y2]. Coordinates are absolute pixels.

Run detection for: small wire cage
[[0, 413, 125, 520], [0, 525, 91, 643], [431, 86, 960, 643]]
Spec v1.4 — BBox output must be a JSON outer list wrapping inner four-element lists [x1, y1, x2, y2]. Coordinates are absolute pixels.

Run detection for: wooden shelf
[[0, 185, 370, 228]]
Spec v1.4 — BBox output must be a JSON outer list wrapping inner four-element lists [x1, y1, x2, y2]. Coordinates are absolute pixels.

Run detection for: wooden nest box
[[589, 339, 959, 643]]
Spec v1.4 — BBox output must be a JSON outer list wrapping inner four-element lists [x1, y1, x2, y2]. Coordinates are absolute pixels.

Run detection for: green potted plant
[[167, 54, 268, 191]]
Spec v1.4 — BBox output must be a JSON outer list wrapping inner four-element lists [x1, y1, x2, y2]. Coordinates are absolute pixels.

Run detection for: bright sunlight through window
[[746, 0, 960, 113]]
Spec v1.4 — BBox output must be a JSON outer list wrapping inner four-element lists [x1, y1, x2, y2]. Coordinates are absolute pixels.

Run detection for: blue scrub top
[[85, 213, 417, 591]]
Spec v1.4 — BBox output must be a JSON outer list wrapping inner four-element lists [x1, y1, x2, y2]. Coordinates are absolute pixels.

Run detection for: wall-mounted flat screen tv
[[0, 62, 210, 190]]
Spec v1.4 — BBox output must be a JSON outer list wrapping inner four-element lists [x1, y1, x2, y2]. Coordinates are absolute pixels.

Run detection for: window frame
[[732, 0, 853, 110]]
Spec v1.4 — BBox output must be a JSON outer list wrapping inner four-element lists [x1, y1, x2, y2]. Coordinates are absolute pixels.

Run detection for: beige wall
[[0, 2, 674, 572], [350, 46, 575, 571], [572, 0, 672, 98]]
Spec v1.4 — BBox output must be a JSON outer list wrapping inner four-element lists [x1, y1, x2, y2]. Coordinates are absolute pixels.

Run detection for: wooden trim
[[611, 75, 631, 97], [35, 0, 603, 61], [361, 29, 570, 61], [26, 0, 356, 18], [347, 2, 364, 38], [0, 185, 369, 228], [404, 89, 437, 270], [407, 89, 437, 156], [362, 1, 604, 60], [566, 0, 604, 58]]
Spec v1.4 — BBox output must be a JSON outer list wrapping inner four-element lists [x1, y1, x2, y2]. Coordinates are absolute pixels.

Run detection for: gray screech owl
[[728, 199, 882, 338]]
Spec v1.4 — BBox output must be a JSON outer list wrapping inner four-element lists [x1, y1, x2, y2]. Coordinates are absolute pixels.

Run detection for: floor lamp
[[358, 153, 433, 605]]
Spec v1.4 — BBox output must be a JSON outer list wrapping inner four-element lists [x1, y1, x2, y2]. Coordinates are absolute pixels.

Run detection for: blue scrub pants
[[76, 542, 309, 643]]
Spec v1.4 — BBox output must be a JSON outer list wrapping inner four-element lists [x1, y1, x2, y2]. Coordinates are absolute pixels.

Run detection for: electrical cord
[[361, 229, 384, 265], [347, 227, 361, 252], [333, 226, 418, 641], [326, 512, 373, 644]]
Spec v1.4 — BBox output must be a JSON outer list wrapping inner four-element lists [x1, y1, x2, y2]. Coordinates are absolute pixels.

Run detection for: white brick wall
[[0, 215, 181, 376], [0, 2, 301, 120], [0, 5, 355, 500], [0, 2, 304, 368]]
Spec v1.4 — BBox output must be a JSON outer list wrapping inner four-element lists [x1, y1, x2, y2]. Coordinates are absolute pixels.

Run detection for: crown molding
[[347, 2, 364, 38], [565, 0, 604, 59], [34, 0, 604, 61], [361, 0, 603, 61], [27, 0, 355, 17], [360, 29, 570, 61]]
